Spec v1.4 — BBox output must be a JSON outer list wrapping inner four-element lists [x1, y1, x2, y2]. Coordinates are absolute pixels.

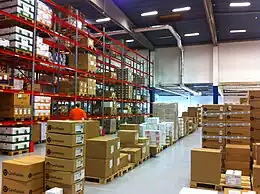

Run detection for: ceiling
[[53, 0, 260, 49]]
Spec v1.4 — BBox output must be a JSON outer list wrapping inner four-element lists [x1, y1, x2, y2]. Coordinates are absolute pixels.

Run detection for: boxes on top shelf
[[0, 93, 30, 106], [37, 0, 52, 28]]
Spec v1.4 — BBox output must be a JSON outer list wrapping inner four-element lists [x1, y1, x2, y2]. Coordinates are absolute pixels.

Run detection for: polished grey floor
[[0, 129, 223, 194]]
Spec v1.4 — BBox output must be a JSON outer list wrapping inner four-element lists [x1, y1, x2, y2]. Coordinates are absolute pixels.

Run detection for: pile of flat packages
[[179, 188, 256, 194]]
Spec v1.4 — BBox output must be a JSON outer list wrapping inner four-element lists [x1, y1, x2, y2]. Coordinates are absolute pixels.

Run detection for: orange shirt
[[69, 108, 87, 120]]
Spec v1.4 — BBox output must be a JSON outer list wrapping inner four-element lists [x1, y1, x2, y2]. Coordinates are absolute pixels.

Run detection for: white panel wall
[[219, 41, 260, 82]]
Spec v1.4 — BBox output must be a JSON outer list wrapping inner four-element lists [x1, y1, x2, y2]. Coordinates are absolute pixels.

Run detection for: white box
[[145, 130, 166, 146], [145, 117, 160, 124], [179, 187, 218, 194], [0, 26, 33, 37], [226, 170, 242, 187], [1, 6, 34, 19], [41, 122, 47, 141], [139, 123, 147, 137], [13, 78, 24, 90], [0, 38, 9, 47], [45, 187, 63, 194], [0, 134, 30, 142], [0, 0, 34, 7], [0, 127, 30, 135], [0, 141, 29, 150]]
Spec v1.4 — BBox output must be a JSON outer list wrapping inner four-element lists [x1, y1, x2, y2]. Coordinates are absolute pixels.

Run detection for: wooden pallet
[[14, 48, 32, 56], [0, 84, 13, 90], [119, 164, 133, 176], [163, 144, 170, 150], [142, 155, 150, 162], [37, 22, 51, 30], [34, 116, 50, 121], [36, 54, 49, 61], [78, 93, 88, 97], [190, 181, 222, 191], [0, 117, 31, 122], [0, 148, 29, 156], [34, 140, 46, 144], [85, 170, 120, 184], [0, 14, 33, 23]]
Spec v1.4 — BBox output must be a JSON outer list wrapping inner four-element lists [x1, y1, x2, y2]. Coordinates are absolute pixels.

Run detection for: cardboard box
[[45, 181, 84, 194], [224, 188, 255, 194], [191, 148, 221, 184], [150, 145, 159, 155], [0, 105, 32, 119], [249, 91, 260, 101], [45, 168, 84, 185], [2, 155, 45, 182], [120, 148, 141, 163], [84, 120, 100, 139], [253, 143, 257, 160], [113, 155, 120, 174], [226, 144, 250, 162], [120, 124, 139, 131], [0, 93, 30, 106], [46, 133, 85, 147], [226, 112, 250, 122], [85, 158, 113, 178], [32, 123, 41, 143], [256, 143, 260, 165], [225, 126, 250, 137], [202, 113, 225, 122], [254, 164, 260, 189], [188, 107, 198, 117], [45, 157, 85, 172], [202, 127, 225, 136], [202, 105, 225, 112], [46, 145, 85, 159], [47, 120, 85, 134], [118, 130, 139, 145], [86, 136, 118, 159], [2, 177, 44, 194], [202, 138, 225, 149], [119, 153, 129, 169], [226, 105, 250, 112], [113, 136, 120, 154], [226, 138, 250, 145], [251, 121, 260, 131], [123, 143, 146, 159], [225, 170, 242, 187], [225, 161, 250, 176]]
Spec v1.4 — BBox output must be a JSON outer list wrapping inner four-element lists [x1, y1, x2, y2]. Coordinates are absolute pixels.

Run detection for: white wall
[[153, 40, 260, 85]]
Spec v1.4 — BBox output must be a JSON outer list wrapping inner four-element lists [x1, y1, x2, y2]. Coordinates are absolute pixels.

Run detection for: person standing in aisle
[[69, 103, 87, 120]]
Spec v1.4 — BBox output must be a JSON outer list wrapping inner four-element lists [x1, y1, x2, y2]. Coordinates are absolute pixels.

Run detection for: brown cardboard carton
[[2, 155, 45, 182], [191, 148, 221, 184], [118, 130, 139, 145], [119, 153, 129, 169], [2, 177, 44, 194], [253, 143, 257, 160], [226, 144, 250, 162], [84, 120, 100, 139], [46, 133, 85, 147], [45, 157, 85, 172], [86, 136, 118, 159], [47, 120, 85, 134], [202, 138, 225, 149], [249, 91, 260, 101], [45, 168, 84, 185], [256, 143, 260, 165], [32, 123, 41, 143], [150, 145, 159, 156], [252, 129, 260, 142], [45, 181, 84, 194], [225, 125, 250, 137], [202, 126, 225, 136], [188, 107, 198, 117], [225, 161, 250, 176], [85, 158, 113, 178], [251, 121, 260, 131], [138, 137, 150, 157], [251, 110, 260, 120], [182, 112, 189, 117], [46, 145, 85, 159], [226, 105, 250, 112], [254, 164, 260, 189], [202, 114, 225, 122], [0, 93, 31, 106], [226, 138, 250, 145], [202, 105, 225, 112], [226, 112, 250, 122], [224, 188, 253, 194], [123, 143, 146, 159], [113, 155, 120, 174], [120, 148, 141, 163], [0, 105, 32, 119], [113, 136, 120, 155], [27, 83, 41, 92], [120, 124, 139, 131]]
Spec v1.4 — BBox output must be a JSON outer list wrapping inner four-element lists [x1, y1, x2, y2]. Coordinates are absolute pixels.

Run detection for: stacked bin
[[249, 91, 260, 143]]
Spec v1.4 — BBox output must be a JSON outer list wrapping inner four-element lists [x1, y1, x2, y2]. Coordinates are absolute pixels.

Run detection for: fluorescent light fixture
[[96, 17, 111, 23], [230, 2, 251, 7], [172, 6, 191, 12], [230, 29, 246, 33], [151, 25, 164, 28], [155, 87, 187, 97], [158, 36, 173, 39], [126, 39, 134, 43], [141, 11, 158, 17], [180, 85, 202, 96], [184, 32, 199, 37]]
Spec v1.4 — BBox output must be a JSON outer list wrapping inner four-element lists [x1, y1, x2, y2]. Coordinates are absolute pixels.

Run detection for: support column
[[149, 87, 155, 115], [213, 46, 219, 104]]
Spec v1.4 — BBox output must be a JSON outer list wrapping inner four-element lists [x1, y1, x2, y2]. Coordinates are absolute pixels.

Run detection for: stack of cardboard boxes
[[45, 121, 86, 194], [34, 96, 51, 120], [118, 124, 145, 163], [249, 91, 260, 143], [2, 155, 45, 193], [85, 135, 120, 178], [253, 144, 260, 193], [68, 53, 96, 73]]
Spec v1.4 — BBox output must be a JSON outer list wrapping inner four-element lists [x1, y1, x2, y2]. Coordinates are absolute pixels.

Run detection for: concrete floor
[[0, 129, 223, 194]]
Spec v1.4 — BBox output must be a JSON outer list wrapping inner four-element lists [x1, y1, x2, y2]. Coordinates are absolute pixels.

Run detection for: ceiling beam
[[203, 0, 218, 46], [215, 11, 260, 16], [87, 0, 155, 50]]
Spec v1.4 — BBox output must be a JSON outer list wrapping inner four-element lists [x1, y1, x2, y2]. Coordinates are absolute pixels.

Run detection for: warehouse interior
[[0, 0, 259, 194]]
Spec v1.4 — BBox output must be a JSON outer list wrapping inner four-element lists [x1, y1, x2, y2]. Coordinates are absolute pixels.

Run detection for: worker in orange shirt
[[69, 103, 87, 120]]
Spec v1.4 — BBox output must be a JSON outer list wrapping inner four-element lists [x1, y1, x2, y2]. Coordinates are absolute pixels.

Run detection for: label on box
[[111, 145, 114, 154], [219, 114, 223, 119], [220, 107, 223, 111], [75, 147, 84, 157], [117, 158, 120, 166], [128, 154, 131, 162], [15, 108, 18, 115], [75, 124, 84, 133], [76, 158, 83, 169], [135, 133, 139, 140], [219, 130, 223, 136], [146, 141, 149, 146], [117, 142, 120, 150], [23, 108, 27, 114], [109, 159, 113, 169], [19, 108, 23, 115], [219, 138, 222, 143], [74, 170, 84, 182], [75, 181, 83, 192], [229, 191, 240, 194], [142, 147, 146, 154], [76, 135, 84, 144]]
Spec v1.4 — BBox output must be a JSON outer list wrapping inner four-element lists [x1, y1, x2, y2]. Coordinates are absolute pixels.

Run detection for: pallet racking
[[0, 0, 153, 145]]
